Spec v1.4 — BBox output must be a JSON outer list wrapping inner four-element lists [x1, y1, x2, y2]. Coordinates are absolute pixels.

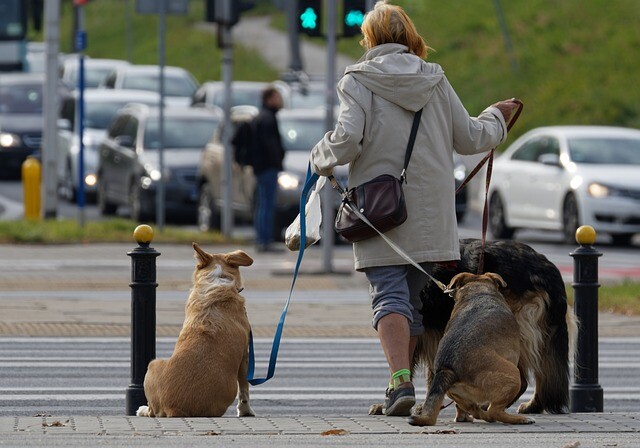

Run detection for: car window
[[122, 117, 138, 144], [213, 90, 262, 108], [122, 74, 196, 97], [85, 100, 155, 130], [511, 137, 559, 162], [279, 117, 326, 152], [143, 117, 218, 149], [0, 83, 43, 114], [569, 137, 640, 165], [60, 97, 75, 126], [107, 115, 127, 138]]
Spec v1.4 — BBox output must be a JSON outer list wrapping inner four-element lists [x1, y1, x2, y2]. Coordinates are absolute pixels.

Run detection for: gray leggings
[[364, 263, 434, 337]]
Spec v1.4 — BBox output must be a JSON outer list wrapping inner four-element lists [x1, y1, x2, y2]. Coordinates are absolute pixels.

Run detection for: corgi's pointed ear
[[447, 272, 474, 291], [485, 272, 507, 289], [192, 242, 213, 269], [224, 250, 253, 268]]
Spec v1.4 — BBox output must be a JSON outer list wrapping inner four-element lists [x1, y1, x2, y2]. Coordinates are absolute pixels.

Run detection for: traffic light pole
[[321, 0, 337, 272], [221, 24, 234, 239], [287, 0, 303, 72]]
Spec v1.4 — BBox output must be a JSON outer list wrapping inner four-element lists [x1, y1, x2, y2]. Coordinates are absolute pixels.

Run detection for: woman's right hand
[[493, 98, 520, 122]]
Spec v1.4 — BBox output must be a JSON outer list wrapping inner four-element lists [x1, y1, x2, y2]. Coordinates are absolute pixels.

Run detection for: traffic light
[[343, 0, 366, 38], [206, 0, 255, 26], [298, 0, 322, 37]]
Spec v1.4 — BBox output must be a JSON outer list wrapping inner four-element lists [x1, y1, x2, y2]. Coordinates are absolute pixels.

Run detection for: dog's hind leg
[[478, 360, 535, 425], [408, 369, 456, 426], [236, 349, 255, 417]]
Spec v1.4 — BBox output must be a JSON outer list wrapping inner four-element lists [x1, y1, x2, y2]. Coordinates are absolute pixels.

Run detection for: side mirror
[[538, 153, 561, 167], [115, 135, 134, 148], [57, 118, 72, 131]]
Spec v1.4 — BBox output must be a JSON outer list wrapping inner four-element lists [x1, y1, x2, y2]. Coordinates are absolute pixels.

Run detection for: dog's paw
[[520, 416, 536, 424], [454, 412, 474, 423], [237, 401, 255, 417], [411, 402, 423, 416], [368, 403, 384, 415], [136, 405, 150, 417], [517, 400, 543, 414]]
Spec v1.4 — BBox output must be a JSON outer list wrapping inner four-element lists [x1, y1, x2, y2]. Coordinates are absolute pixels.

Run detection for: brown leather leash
[[455, 99, 524, 274]]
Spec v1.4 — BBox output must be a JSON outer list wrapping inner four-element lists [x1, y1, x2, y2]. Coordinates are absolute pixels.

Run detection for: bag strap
[[246, 165, 319, 385], [401, 109, 423, 182]]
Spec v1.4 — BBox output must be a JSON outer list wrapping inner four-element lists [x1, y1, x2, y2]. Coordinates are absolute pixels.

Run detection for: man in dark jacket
[[252, 87, 285, 251]]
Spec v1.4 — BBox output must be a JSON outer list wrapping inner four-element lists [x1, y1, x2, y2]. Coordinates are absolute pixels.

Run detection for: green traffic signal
[[345, 9, 364, 27], [300, 7, 318, 30]]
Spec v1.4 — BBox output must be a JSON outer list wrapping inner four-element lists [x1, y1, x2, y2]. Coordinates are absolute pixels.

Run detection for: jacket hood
[[344, 43, 444, 112]]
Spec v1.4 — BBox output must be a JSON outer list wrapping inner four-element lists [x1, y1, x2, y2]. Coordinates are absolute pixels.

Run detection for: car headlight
[[278, 172, 300, 190], [84, 174, 97, 187], [149, 169, 162, 181], [588, 182, 610, 198], [0, 132, 22, 148]]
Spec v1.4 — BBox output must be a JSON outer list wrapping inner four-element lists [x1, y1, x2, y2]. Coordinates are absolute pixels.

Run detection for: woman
[[310, 1, 520, 416]]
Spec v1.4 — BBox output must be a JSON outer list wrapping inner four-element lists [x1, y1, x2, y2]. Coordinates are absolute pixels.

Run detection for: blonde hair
[[360, 1, 430, 59]]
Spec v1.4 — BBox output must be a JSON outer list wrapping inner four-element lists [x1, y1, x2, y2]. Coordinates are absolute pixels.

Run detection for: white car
[[487, 126, 640, 246]]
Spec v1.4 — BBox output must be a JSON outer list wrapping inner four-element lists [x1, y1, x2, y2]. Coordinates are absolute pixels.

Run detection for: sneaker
[[383, 384, 415, 416]]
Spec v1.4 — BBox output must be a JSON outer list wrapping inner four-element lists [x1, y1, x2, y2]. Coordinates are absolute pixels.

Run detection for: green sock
[[390, 368, 412, 390]]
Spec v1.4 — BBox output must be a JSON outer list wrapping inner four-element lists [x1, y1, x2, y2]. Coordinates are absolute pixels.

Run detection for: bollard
[[570, 225, 604, 412], [21, 156, 41, 220], [125, 225, 160, 415]]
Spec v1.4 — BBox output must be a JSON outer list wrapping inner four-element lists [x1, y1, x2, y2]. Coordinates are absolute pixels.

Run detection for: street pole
[[156, 1, 166, 231], [42, 0, 60, 219], [76, 5, 86, 228], [492, 0, 519, 73], [321, 0, 337, 272], [287, 0, 303, 73], [221, 24, 234, 239]]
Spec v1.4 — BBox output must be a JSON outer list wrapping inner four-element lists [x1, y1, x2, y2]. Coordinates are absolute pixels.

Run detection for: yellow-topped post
[[22, 156, 41, 220], [570, 224, 603, 412], [126, 225, 160, 415]]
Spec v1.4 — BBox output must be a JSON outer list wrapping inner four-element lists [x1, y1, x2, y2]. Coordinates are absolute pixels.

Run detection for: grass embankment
[[0, 219, 228, 245], [567, 281, 640, 316]]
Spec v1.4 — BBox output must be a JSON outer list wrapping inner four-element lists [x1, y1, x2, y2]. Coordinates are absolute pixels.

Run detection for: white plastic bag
[[285, 176, 326, 251]]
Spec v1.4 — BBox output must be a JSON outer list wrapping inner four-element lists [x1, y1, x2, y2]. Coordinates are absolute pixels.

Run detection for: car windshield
[[0, 83, 43, 114], [279, 117, 326, 152], [68, 67, 114, 88], [84, 99, 156, 129], [144, 118, 218, 149], [213, 90, 262, 108], [123, 74, 196, 97], [568, 137, 640, 165]]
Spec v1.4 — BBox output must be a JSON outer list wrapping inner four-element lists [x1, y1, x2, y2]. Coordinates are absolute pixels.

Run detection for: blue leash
[[246, 165, 319, 385]]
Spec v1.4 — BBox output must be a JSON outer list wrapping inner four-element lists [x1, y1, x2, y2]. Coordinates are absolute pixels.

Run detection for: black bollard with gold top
[[570, 225, 604, 412], [125, 225, 160, 415]]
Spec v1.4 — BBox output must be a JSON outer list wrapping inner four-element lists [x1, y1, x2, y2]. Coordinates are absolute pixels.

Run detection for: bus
[[0, 0, 28, 72]]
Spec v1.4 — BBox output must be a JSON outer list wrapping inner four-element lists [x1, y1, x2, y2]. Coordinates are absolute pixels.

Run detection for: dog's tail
[[408, 369, 457, 427]]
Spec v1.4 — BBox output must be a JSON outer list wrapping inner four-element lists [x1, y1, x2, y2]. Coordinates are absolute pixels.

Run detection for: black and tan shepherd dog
[[369, 238, 577, 416], [418, 238, 577, 415]]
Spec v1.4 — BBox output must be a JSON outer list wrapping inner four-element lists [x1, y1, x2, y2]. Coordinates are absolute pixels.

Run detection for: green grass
[[0, 218, 228, 245], [31, 0, 279, 84], [567, 280, 640, 316]]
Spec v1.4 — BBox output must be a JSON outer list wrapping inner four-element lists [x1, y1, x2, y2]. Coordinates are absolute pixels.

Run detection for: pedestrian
[[252, 86, 285, 252], [309, 1, 520, 416]]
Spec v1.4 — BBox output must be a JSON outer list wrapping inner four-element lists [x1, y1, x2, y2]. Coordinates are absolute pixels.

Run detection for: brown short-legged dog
[[408, 272, 535, 426], [136, 244, 255, 418]]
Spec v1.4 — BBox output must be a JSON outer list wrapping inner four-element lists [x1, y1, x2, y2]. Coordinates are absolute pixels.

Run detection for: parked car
[[487, 126, 640, 245], [197, 107, 345, 237], [191, 81, 290, 110], [99, 65, 199, 106], [97, 104, 222, 222], [0, 73, 44, 179], [59, 57, 130, 89], [57, 89, 160, 202]]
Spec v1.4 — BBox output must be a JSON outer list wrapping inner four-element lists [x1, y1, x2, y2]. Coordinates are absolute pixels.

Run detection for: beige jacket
[[310, 44, 507, 270]]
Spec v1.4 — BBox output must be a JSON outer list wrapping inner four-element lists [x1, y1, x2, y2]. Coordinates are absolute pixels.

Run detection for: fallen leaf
[[33, 413, 51, 417], [321, 429, 350, 436], [42, 421, 66, 427], [202, 431, 221, 436]]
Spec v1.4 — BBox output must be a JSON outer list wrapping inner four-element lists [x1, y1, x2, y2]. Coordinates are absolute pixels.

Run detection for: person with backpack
[[239, 87, 285, 252]]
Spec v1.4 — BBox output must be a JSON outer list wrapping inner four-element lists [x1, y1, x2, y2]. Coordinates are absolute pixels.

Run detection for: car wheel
[[611, 233, 633, 247], [198, 183, 220, 232], [97, 177, 118, 216], [489, 193, 515, 239], [562, 194, 580, 245], [63, 160, 77, 203], [129, 181, 150, 223]]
